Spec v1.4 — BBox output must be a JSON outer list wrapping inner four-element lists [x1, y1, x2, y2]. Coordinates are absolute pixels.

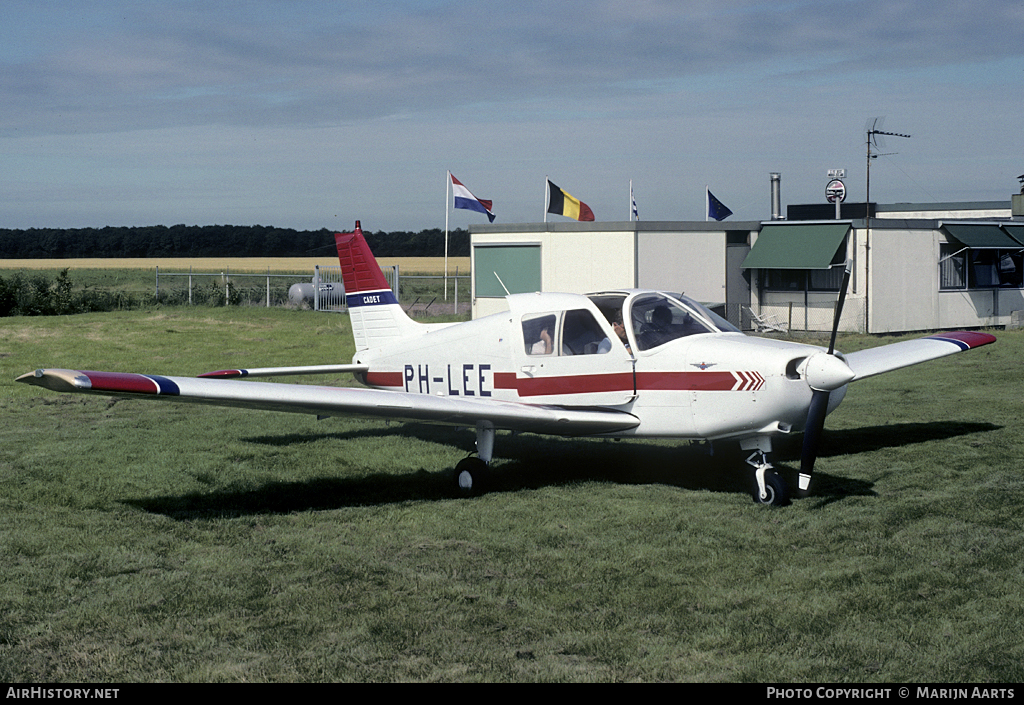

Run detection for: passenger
[[531, 326, 553, 355]]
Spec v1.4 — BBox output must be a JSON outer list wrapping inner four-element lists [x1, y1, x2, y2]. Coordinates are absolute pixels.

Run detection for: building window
[[763, 267, 843, 292], [939, 244, 967, 290], [940, 244, 1022, 290]]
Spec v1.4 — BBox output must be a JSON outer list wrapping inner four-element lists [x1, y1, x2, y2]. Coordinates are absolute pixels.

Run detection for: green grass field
[[1, 307, 1021, 682]]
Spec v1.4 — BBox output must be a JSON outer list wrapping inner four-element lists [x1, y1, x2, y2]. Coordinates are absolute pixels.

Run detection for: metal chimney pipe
[[770, 172, 782, 220]]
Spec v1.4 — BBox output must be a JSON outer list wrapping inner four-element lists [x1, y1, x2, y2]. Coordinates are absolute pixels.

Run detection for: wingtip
[[925, 331, 997, 350], [15, 368, 92, 393]]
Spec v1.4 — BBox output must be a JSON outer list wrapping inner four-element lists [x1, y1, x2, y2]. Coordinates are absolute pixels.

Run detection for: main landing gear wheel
[[752, 470, 790, 507], [454, 457, 488, 496]]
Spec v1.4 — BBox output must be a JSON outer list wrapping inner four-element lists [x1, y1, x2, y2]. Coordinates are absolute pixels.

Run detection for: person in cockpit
[[611, 312, 632, 354]]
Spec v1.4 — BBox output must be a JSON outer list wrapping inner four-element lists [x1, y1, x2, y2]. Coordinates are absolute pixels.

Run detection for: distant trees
[[0, 225, 470, 259]]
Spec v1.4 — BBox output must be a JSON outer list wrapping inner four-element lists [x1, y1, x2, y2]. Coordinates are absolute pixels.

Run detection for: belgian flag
[[547, 180, 595, 221]]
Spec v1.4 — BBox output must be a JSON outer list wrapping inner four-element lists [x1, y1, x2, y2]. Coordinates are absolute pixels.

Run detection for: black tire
[[454, 457, 488, 496], [752, 471, 790, 506]]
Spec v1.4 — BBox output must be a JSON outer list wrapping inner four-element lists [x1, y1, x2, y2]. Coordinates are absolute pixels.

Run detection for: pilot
[[650, 305, 672, 330], [635, 304, 673, 349], [611, 313, 631, 354]]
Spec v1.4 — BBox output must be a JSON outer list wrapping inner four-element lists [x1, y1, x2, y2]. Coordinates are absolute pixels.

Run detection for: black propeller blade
[[799, 262, 852, 496]]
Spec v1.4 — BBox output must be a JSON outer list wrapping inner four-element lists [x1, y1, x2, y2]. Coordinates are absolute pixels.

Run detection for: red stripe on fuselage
[[636, 371, 737, 392], [493, 370, 749, 397], [494, 372, 634, 396], [365, 371, 405, 388]]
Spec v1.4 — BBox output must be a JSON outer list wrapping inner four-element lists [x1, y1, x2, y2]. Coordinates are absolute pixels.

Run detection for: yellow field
[[0, 257, 471, 275]]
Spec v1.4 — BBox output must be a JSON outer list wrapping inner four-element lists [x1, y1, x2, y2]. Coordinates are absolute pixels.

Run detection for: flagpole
[[705, 186, 709, 222], [444, 171, 450, 301], [544, 176, 548, 223], [629, 180, 632, 221]]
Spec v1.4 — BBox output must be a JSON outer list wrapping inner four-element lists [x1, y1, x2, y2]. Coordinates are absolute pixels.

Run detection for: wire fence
[[153, 266, 470, 316], [153, 268, 858, 331], [746, 301, 866, 334]]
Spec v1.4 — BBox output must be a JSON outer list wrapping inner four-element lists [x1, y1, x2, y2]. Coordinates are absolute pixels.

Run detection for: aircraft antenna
[[493, 271, 511, 296]]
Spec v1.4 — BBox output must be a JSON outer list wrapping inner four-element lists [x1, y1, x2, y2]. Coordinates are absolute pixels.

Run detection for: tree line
[[0, 225, 470, 259]]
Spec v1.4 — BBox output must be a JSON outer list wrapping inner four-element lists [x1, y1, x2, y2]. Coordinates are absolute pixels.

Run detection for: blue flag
[[707, 188, 733, 221]]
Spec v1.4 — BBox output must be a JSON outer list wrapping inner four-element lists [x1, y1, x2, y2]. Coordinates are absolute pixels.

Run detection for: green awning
[[943, 224, 1019, 248], [1001, 224, 1024, 246], [742, 224, 850, 270]]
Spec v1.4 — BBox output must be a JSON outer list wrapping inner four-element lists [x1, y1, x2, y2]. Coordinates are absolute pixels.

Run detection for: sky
[[1, 0, 1022, 233]]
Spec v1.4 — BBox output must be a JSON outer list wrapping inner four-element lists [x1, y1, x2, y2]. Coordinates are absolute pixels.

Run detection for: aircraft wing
[[843, 331, 996, 382], [198, 364, 368, 378], [16, 368, 639, 436]]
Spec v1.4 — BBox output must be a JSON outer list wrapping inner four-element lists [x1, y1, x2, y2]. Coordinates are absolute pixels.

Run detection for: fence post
[[314, 266, 320, 311], [188, 266, 193, 305], [155, 266, 159, 301], [266, 267, 271, 307]]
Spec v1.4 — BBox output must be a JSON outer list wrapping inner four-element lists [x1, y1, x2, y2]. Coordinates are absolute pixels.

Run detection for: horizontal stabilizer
[[844, 331, 995, 382]]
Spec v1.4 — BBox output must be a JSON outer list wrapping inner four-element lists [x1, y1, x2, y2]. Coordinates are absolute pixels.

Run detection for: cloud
[[1, 1, 1022, 229], [3, 0, 1020, 137]]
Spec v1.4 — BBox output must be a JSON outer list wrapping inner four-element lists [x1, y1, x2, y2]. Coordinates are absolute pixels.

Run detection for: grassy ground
[[1, 308, 1021, 682]]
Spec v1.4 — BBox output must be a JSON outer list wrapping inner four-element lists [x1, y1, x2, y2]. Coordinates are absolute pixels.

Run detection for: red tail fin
[[334, 221, 391, 293], [333, 220, 420, 352]]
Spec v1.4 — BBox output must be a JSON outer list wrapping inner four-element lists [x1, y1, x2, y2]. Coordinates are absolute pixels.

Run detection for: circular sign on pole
[[825, 179, 846, 203]]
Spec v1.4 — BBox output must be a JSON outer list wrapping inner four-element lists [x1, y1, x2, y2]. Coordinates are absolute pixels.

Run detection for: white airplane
[[18, 221, 996, 505]]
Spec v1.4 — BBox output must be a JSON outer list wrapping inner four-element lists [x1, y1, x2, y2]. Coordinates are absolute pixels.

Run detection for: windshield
[[675, 294, 741, 334], [629, 293, 731, 351]]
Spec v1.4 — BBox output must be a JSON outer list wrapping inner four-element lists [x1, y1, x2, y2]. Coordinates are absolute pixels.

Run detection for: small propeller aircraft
[[18, 221, 996, 505]]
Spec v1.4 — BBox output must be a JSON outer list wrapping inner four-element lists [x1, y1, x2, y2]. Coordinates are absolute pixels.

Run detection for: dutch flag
[[450, 173, 495, 222]]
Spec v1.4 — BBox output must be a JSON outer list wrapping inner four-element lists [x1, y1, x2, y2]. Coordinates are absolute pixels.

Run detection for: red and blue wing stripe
[[76, 371, 180, 395], [924, 331, 996, 351]]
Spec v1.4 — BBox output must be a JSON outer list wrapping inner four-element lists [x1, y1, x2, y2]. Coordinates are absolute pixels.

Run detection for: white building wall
[[471, 228, 634, 319], [636, 231, 726, 303], [938, 289, 1024, 329], [541, 229, 635, 293], [868, 228, 939, 333]]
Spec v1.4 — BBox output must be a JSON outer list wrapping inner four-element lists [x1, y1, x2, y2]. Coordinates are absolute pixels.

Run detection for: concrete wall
[[867, 227, 939, 333], [938, 289, 1024, 329], [636, 230, 727, 303]]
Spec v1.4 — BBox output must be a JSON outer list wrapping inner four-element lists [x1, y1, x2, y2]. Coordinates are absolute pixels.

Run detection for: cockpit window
[[561, 309, 611, 355], [629, 294, 717, 351], [523, 313, 556, 355], [523, 309, 614, 356]]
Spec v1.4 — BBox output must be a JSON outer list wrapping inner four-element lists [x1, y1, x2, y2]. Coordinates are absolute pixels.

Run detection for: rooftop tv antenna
[[865, 117, 911, 216], [864, 117, 910, 329]]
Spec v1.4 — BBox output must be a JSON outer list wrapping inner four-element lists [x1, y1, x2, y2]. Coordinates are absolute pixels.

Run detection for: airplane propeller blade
[[799, 262, 852, 496]]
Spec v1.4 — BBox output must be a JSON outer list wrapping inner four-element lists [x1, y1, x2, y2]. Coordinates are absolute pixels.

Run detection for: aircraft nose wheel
[[746, 450, 790, 506], [453, 457, 489, 496], [752, 470, 789, 506]]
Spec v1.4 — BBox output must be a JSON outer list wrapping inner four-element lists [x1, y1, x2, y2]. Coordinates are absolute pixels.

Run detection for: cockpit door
[[513, 307, 635, 406]]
